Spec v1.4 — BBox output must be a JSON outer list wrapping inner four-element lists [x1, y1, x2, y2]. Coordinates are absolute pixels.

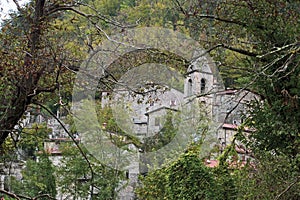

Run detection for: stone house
[[116, 53, 258, 199]]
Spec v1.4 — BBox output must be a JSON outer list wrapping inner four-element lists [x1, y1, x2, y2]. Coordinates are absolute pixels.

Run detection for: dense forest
[[0, 0, 299, 199]]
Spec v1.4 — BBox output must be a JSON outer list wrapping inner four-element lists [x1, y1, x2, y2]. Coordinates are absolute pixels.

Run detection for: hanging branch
[[32, 101, 96, 198], [0, 189, 56, 200]]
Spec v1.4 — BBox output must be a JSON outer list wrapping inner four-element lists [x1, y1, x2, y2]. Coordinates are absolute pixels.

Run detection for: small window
[[170, 100, 176, 106], [155, 117, 160, 126], [200, 78, 206, 93], [187, 79, 193, 96]]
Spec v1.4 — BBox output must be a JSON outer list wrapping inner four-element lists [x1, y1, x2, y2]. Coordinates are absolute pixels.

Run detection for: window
[[200, 78, 206, 93], [155, 117, 160, 126], [170, 100, 176, 106], [187, 79, 192, 96]]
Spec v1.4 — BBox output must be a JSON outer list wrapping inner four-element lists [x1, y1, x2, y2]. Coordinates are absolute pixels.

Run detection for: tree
[[1, 0, 300, 199], [181, 0, 300, 198], [0, 0, 128, 148], [11, 153, 57, 199], [233, 151, 300, 200], [56, 143, 123, 200], [136, 144, 238, 200], [129, 1, 300, 198], [18, 123, 52, 159]]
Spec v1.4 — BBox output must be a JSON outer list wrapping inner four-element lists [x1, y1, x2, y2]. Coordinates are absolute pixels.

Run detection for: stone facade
[[115, 53, 258, 199]]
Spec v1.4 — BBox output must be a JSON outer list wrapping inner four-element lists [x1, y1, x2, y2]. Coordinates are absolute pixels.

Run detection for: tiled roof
[[222, 123, 238, 129], [205, 159, 256, 169], [222, 123, 254, 132]]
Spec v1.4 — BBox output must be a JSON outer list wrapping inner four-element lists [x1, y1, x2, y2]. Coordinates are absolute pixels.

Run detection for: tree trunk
[[0, 0, 46, 148]]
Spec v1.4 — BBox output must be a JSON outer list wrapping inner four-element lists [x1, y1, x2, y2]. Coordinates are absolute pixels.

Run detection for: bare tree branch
[[12, 0, 22, 13], [0, 189, 23, 200], [190, 42, 299, 65], [197, 15, 247, 27], [274, 176, 300, 200], [76, 2, 137, 28], [221, 44, 259, 57], [257, 42, 300, 59], [0, 188, 57, 200], [224, 90, 250, 124], [46, 5, 135, 29]]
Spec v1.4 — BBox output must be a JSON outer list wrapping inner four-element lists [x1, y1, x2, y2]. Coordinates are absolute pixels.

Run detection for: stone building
[[115, 53, 258, 199]]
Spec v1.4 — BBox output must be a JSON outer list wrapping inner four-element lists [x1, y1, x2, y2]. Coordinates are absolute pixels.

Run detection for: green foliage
[[1, 0, 300, 199], [96, 104, 126, 135], [0, 137, 16, 160], [119, 0, 185, 31], [11, 154, 57, 199], [165, 152, 214, 199], [56, 144, 123, 200], [243, 101, 300, 159], [19, 123, 52, 158], [136, 144, 237, 200], [218, 143, 238, 167], [136, 168, 167, 200], [56, 145, 91, 199], [142, 111, 178, 152], [187, 1, 300, 197], [137, 142, 298, 200], [0, 122, 51, 161], [233, 152, 300, 200]]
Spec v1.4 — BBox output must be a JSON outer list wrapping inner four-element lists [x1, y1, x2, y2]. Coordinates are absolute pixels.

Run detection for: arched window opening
[[200, 78, 206, 93]]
